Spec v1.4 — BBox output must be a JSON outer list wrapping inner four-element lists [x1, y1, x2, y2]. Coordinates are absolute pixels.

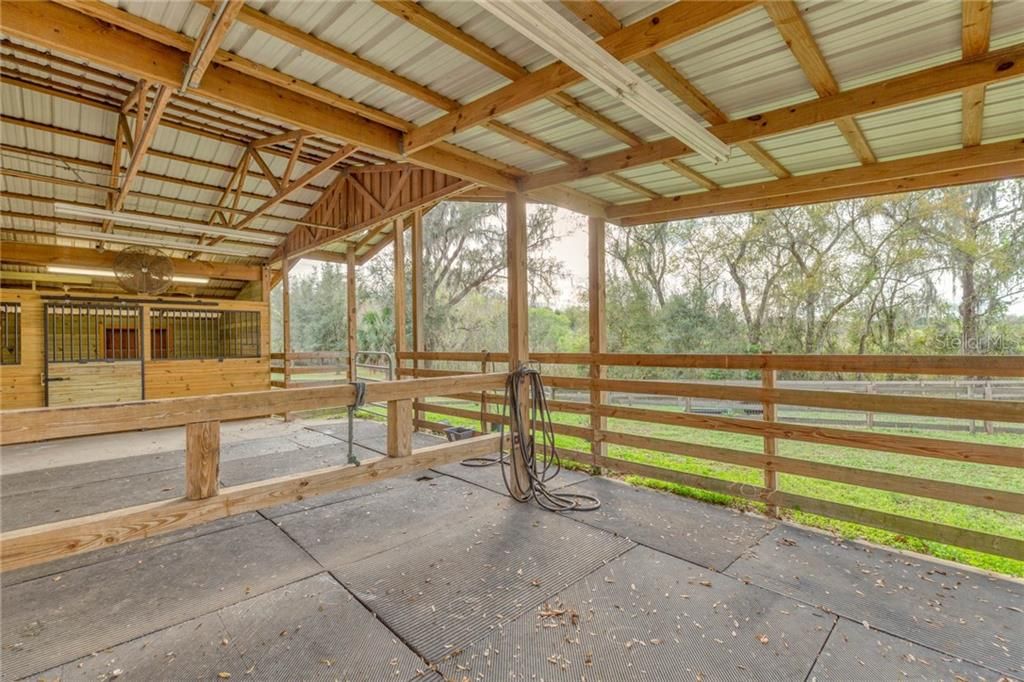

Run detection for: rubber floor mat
[[726, 525, 1024, 677], [333, 501, 635, 663], [1, 521, 319, 680], [560, 477, 775, 570], [809, 616, 1006, 681], [38, 574, 435, 682], [435, 545, 834, 681]]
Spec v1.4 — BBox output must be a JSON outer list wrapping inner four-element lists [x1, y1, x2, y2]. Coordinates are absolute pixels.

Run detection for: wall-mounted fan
[[112, 246, 175, 294]]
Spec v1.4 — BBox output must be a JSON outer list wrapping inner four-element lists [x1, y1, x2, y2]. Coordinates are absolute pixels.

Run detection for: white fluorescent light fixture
[[46, 265, 209, 285], [52, 203, 281, 246], [476, 0, 731, 164], [54, 227, 271, 258]]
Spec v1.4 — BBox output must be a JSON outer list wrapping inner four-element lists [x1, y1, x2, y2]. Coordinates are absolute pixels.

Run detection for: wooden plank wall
[[0, 289, 270, 409]]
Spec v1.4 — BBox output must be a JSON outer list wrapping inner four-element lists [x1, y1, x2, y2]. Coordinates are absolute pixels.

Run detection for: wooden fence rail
[[0, 373, 509, 571], [398, 351, 1024, 561]]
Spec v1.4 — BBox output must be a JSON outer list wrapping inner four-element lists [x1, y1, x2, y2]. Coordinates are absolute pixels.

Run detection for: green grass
[[414, 399, 1024, 577]]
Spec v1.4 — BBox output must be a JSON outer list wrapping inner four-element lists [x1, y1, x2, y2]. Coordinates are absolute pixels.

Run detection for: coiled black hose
[[462, 365, 600, 512]]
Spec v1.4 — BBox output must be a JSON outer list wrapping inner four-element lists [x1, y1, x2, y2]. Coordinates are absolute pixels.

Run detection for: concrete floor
[[1, 417, 1021, 681]]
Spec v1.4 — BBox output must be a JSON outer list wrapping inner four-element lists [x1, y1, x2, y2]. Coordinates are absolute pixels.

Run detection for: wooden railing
[[0, 372, 508, 571], [271, 351, 348, 388], [397, 351, 1024, 561]]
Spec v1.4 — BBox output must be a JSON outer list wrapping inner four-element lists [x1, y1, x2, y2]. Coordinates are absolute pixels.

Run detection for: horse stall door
[[44, 301, 144, 406]]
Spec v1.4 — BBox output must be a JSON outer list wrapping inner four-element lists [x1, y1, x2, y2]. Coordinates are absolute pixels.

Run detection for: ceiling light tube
[[46, 265, 209, 285], [52, 203, 282, 246], [476, 0, 731, 164], [54, 228, 271, 258]]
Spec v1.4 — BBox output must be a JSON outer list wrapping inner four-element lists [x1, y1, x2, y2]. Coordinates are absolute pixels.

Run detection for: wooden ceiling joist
[[377, 0, 698, 196], [610, 138, 1024, 223], [961, 0, 993, 147], [0, 241, 261, 281], [618, 160, 1022, 226], [524, 42, 1024, 190], [183, 0, 245, 90], [763, 0, 877, 165], [562, 0, 783, 183], [402, 0, 756, 154], [4, 1, 519, 192]]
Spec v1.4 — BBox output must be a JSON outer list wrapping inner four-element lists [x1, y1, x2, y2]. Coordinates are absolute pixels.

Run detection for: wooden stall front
[[0, 288, 270, 409]]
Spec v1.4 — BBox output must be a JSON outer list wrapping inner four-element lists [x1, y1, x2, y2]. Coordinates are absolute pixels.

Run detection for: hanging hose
[[347, 381, 367, 465], [462, 364, 600, 512]]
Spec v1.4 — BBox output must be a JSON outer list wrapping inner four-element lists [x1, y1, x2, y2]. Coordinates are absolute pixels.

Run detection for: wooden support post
[[282, 258, 292, 388], [387, 398, 413, 457], [588, 216, 607, 471], [346, 248, 357, 382], [762, 357, 778, 517], [185, 420, 220, 500], [393, 218, 407, 366], [506, 191, 531, 498], [410, 210, 424, 423]]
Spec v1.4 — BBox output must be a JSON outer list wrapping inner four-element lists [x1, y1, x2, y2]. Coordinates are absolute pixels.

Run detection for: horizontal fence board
[[600, 430, 1024, 514], [0, 433, 504, 572], [400, 352, 1024, 377], [596, 379, 1023, 423], [597, 405, 1024, 468], [1, 373, 508, 445]]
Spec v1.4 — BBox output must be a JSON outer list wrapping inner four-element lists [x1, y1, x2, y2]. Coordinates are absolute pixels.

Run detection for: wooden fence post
[[186, 420, 220, 500], [762, 355, 778, 517], [387, 398, 413, 457], [480, 351, 490, 433], [866, 381, 875, 428], [984, 381, 994, 434]]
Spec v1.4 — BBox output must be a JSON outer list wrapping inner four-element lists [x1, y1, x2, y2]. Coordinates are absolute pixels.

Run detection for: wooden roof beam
[[525, 42, 1024, 189], [763, 0, 876, 165], [11, 1, 517, 191], [104, 83, 172, 230], [0, 241, 261, 281], [183, 0, 244, 90], [962, 0, 993, 147], [562, 0, 778, 183], [402, 0, 756, 154], [610, 138, 1024, 223]]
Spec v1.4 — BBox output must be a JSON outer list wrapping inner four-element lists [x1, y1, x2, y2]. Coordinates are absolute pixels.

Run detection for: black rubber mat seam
[[719, 524, 775, 573], [259, 508, 328, 569], [803, 612, 839, 682], [824, 613, 1020, 679], [326, 568, 439, 675]]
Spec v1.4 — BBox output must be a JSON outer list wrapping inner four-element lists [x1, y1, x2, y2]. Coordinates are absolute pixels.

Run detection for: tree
[[917, 181, 1024, 353]]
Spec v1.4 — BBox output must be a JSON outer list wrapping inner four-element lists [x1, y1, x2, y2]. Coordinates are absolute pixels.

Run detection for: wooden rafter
[[183, 0, 244, 89], [763, 0, 876, 165], [524, 43, 1024, 190], [562, 0, 779, 184], [102, 82, 172, 231], [229, 145, 358, 233], [1, 242, 260, 281], [8, 1, 518, 191], [961, 0, 993, 147], [376, 0, 695, 194], [402, 1, 756, 153], [610, 138, 1024, 223]]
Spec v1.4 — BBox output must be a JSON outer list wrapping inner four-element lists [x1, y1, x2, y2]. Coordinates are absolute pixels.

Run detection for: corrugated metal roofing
[[1, 0, 1021, 292]]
